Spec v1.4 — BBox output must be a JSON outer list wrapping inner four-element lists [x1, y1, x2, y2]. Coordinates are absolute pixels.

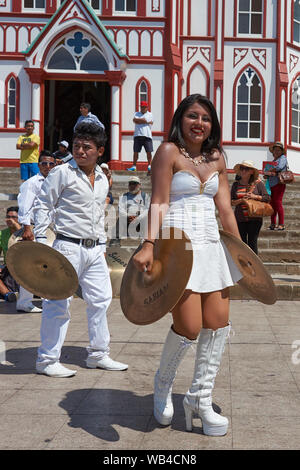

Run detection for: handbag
[[279, 161, 294, 184], [243, 199, 274, 218]]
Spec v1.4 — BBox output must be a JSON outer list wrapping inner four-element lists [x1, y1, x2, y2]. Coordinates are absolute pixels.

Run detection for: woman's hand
[[133, 243, 154, 273], [244, 193, 261, 201]]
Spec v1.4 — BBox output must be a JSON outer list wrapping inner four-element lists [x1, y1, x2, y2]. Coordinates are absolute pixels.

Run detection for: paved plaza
[[0, 296, 300, 451]]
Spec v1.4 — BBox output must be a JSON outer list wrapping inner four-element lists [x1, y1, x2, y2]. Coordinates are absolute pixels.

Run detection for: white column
[[32, 82, 40, 136], [111, 85, 120, 161]]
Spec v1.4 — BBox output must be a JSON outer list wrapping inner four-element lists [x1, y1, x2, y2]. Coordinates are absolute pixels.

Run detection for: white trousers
[[16, 286, 34, 308], [37, 239, 112, 365]]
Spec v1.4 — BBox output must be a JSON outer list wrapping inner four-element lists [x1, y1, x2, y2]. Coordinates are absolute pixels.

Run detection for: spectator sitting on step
[[118, 176, 150, 239], [52, 140, 73, 164], [0, 206, 21, 303]]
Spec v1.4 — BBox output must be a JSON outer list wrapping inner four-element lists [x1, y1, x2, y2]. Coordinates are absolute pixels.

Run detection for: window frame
[[135, 77, 151, 111], [114, 0, 137, 16], [23, 0, 46, 12], [290, 75, 300, 146], [233, 65, 264, 142], [4, 74, 20, 129], [292, 0, 300, 44], [236, 0, 264, 38]]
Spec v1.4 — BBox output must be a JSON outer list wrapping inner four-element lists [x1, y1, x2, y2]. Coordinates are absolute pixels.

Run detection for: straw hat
[[269, 141, 284, 153], [233, 160, 259, 180]]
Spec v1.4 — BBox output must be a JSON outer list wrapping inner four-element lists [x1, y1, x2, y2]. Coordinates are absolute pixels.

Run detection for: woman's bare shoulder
[[152, 142, 180, 166]]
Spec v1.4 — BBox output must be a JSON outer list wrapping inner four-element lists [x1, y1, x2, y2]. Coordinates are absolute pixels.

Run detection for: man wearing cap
[[52, 141, 73, 164], [127, 102, 153, 173], [118, 176, 150, 239]]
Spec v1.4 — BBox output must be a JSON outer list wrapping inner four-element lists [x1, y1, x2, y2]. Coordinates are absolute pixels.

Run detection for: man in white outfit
[[127, 101, 153, 173], [17, 150, 56, 313], [33, 122, 128, 378]]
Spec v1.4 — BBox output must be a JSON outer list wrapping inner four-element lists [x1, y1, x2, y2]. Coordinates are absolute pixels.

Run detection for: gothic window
[[236, 67, 262, 139], [5, 75, 19, 128], [291, 76, 300, 144], [293, 0, 300, 43], [115, 0, 136, 12], [48, 48, 76, 70], [80, 49, 108, 71], [23, 0, 45, 8], [238, 0, 263, 34], [139, 81, 148, 104]]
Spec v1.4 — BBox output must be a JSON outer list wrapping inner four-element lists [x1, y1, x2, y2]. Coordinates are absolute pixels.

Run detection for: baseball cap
[[140, 101, 148, 107], [129, 176, 141, 184], [58, 140, 69, 149], [100, 163, 109, 170]]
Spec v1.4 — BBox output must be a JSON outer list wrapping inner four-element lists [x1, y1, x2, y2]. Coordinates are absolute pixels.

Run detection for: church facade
[[0, 0, 299, 173]]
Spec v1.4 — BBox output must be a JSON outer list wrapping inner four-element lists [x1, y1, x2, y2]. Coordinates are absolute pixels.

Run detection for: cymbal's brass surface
[[120, 228, 193, 325], [219, 230, 277, 305], [6, 241, 78, 300]]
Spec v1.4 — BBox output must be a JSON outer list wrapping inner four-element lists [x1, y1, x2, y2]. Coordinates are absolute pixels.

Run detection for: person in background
[[264, 142, 287, 231], [16, 120, 40, 181], [52, 141, 73, 164], [74, 103, 104, 132], [100, 163, 114, 207], [0, 207, 20, 302], [127, 101, 153, 174], [118, 175, 150, 239], [231, 160, 270, 254]]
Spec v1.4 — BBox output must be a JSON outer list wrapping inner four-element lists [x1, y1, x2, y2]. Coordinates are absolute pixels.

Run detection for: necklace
[[179, 147, 207, 166]]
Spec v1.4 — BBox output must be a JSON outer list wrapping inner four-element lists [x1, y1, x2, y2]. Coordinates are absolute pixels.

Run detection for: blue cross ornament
[[67, 32, 90, 54]]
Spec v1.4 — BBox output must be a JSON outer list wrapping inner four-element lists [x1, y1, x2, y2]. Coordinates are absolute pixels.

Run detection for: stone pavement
[[0, 297, 300, 451]]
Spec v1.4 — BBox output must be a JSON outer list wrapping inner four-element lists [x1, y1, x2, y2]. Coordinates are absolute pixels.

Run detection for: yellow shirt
[[17, 133, 40, 163]]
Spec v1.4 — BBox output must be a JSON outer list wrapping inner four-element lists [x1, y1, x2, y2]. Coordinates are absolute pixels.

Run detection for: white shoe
[[36, 361, 77, 378], [86, 355, 128, 371], [17, 303, 42, 313]]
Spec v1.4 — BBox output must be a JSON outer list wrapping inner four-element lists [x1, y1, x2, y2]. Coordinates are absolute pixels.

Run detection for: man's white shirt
[[33, 159, 108, 242], [18, 172, 45, 226], [133, 111, 153, 138]]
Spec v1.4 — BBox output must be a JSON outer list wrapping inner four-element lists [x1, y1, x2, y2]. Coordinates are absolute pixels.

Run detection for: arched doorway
[[44, 80, 111, 161]]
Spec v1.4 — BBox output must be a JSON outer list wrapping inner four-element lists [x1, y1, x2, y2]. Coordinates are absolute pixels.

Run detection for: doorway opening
[[44, 80, 111, 161]]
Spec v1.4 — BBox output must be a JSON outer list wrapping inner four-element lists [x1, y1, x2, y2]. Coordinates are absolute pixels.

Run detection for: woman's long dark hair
[[168, 94, 222, 155]]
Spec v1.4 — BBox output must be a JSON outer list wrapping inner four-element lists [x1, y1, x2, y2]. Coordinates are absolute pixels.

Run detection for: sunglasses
[[6, 215, 18, 219], [240, 166, 252, 171], [40, 161, 55, 167]]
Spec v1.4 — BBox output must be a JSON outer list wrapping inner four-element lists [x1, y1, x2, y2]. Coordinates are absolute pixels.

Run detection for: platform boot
[[183, 324, 231, 436], [154, 327, 195, 426]]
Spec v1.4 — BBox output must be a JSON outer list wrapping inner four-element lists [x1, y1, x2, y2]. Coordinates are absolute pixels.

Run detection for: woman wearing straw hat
[[264, 142, 287, 231], [231, 160, 270, 254]]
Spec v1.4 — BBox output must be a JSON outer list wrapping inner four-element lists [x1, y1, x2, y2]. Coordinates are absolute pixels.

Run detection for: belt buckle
[[84, 238, 94, 248]]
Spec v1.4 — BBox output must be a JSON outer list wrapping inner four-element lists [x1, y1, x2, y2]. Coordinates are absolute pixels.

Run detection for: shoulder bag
[[243, 182, 274, 218], [279, 162, 294, 184]]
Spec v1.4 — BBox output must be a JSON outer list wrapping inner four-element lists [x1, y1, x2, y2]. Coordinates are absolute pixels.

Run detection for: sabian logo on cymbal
[[108, 252, 128, 268], [144, 284, 169, 304]]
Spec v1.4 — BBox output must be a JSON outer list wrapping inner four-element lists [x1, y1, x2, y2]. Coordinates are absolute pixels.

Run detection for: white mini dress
[[162, 170, 242, 293]]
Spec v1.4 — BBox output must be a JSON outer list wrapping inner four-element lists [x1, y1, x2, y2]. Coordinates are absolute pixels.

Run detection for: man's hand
[[22, 226, 34, 241]]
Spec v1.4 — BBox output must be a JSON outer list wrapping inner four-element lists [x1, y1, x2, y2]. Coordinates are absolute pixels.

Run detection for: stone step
[[259, 248, 300, 263], [264, 262, 300, 275]]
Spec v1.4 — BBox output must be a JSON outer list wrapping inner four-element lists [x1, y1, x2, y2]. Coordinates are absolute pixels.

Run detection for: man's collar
[[68, 159, 102, 175]]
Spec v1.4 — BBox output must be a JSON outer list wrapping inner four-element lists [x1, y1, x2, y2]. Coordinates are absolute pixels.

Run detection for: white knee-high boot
[[154, 327, 195, 426], [183, 324, 231, 436]]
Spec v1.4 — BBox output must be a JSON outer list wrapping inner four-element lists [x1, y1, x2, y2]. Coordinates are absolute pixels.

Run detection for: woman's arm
[[133, 143, 175, 272], [214, 154, 241, 239]]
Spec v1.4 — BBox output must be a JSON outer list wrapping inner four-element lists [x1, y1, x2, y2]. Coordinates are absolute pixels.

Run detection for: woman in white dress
[[133, 94, 242, 436]]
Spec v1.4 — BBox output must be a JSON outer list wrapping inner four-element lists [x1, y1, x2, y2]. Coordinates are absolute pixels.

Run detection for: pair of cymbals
[[120, 229, 277, 326]]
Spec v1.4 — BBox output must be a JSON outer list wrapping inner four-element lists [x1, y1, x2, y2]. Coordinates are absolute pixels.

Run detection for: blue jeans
[[20, 162, 39, 180]]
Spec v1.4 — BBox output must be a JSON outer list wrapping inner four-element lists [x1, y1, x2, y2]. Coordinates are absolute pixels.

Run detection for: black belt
[[56, 233, 102, 248]]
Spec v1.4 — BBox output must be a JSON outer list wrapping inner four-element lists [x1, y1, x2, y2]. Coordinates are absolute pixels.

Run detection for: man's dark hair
[[38, 150, 54, 163], [80, 102, 91, 112], [24, 120, 34, 127], [73, 122, 107, 148], [6, 206, 19, 215]]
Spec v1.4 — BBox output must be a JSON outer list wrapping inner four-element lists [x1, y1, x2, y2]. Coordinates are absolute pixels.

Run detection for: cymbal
[[6, 241, 78, 300], [120, 227, 193, 325], [75, 244, 135, 299], [219, 230, 277, 305], [8, 227, 55, 249]]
